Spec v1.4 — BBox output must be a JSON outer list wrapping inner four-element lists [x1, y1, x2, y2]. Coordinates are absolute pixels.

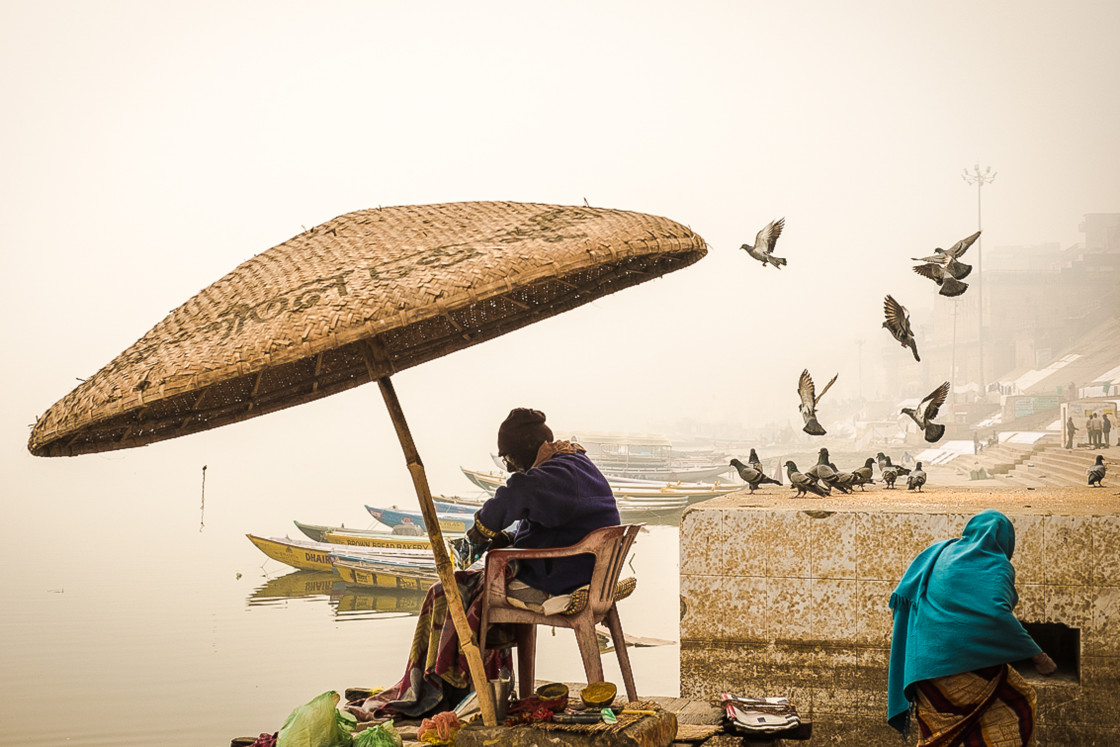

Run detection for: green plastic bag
[[352, 721, 403, 747], [276, 691, 355, 747]]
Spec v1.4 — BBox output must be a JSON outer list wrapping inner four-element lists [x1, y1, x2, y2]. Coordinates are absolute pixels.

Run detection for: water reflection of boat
[[334, 587, 427, 617], [248, 570, 342, 604]]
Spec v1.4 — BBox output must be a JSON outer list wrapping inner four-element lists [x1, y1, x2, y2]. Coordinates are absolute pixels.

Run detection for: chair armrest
[[482, 539, 595, 599]]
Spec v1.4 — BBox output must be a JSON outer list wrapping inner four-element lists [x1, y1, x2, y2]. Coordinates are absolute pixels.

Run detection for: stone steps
[[1009, 444, 1117, 486]]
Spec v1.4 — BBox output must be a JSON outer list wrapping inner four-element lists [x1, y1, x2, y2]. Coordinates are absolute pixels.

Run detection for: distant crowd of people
[[1067, 411, 1114, 449]]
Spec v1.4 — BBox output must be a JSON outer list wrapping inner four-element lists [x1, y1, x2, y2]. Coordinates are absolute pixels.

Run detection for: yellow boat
[[247, 534, 436, 573], [321, 530, 434, 550], [247, 534, 340, 571], [332, 553, 438, 591]]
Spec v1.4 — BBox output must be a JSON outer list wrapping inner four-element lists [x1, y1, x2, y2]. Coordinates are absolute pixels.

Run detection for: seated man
[[348, 408, 619, 720]]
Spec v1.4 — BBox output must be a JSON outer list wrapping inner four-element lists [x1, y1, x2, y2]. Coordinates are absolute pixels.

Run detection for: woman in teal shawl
[[888, 510, 1056, 745]]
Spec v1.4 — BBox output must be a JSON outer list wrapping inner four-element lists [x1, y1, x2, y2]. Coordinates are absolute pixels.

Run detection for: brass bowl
[[580, 681, 617, 709], [535, 682, 569, 710]]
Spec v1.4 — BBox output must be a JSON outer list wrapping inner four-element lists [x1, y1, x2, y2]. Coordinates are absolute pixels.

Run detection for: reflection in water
[[247, 570, 428, 620], [334, 587, 427, 620], [248, 570, 342, 606]]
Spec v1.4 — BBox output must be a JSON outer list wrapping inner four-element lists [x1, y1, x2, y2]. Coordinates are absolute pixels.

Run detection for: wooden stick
[[372, 371, 498, 727]]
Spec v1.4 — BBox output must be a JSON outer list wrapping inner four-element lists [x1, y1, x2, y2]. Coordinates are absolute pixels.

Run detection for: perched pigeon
[[907, 462, 927, 491], [911, 230, 979, 280], [851, 457, 876, 491], [830, 469, 859, 493], [807, 448, 851, 494], [876, 452, 912, 476], [740, 218, 788, 269], [1088, 455, 1107, 487], [747, 448, 765, 473], [730, 458, 782, 493], [882, 464, 900, 489], [902, 381, 950, 443], [913, 262, 969, 297], [785, 460, 828, 498], [798, 369, 838, 436], [876, 452, 910, 489], [883, 295, 920, 362]]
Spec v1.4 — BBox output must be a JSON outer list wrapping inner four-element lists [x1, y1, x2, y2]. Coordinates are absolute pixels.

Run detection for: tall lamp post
[[962, 163, 996, 397]]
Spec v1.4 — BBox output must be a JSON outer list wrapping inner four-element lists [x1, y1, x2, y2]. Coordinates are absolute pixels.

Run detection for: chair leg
[[571, 615, 606, 686], [605, 606, 638, 702], [515, 625, 537, 699]]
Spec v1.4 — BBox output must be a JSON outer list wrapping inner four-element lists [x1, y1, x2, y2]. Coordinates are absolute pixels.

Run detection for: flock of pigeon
[[737, 221, 989, 496], [739, 220, 1109, 491], [731, 448, 926, 499]]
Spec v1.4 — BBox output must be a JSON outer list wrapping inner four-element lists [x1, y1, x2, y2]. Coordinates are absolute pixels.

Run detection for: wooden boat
[[247, 534, 343, 572], [490, 431, 734, 482], [246, 534, 434, 572], [365, 505, 471, 534], [460, 467, 740, 506], [331, 552, 439, 591], [438, 489, 689, 519], [293, 520, 434, 549]]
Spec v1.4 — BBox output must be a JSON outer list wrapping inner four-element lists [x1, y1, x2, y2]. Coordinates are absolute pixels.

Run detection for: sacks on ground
[[276, 690, 356, 747], [352, 720, 403, 747], [720, 693, 801, 735]]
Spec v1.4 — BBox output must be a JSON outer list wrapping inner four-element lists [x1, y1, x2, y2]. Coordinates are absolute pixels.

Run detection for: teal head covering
[[887, 510, 1041, 731]]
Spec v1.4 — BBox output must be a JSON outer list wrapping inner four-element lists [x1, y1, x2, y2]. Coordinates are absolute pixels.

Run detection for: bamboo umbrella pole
[[372, 372, 498, 727]]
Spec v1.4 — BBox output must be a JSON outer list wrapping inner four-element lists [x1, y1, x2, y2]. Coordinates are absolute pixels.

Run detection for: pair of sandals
[[720, 693, 801, 735]]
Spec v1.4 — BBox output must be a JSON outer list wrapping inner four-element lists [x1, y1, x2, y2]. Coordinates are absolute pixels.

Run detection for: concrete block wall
[[679, 495, 1120, 745]]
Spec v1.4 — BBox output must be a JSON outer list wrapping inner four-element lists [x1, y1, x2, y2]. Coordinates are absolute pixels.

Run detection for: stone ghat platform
[[680, 485, 1120, 745]]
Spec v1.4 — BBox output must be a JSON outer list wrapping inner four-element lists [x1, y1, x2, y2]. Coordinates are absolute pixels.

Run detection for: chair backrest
[[581, 523, 642, 617]]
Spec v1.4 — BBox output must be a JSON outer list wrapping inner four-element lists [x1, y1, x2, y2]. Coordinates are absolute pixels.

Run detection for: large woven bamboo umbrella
[[29, 200, 707, 724]]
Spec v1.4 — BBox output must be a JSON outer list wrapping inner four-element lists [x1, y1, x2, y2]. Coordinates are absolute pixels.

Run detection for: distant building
[[918, 213, 1119, 399]]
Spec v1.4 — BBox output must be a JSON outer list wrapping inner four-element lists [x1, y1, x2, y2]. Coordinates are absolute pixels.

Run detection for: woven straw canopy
[[30, 201, 706, 457]]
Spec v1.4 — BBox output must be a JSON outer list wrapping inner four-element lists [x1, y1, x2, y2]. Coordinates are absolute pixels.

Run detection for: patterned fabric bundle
[[347, 570, 512, 720], [913, 663, 1037, 746]]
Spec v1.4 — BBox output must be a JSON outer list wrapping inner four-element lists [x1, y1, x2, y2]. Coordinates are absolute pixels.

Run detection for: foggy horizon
[[3, 1, 1119, 514]]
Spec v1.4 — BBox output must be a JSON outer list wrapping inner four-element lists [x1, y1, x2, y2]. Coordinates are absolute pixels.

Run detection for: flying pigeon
[[730, 458, 782, 493], [798, 369, 838, 436], [901, 381, 950, 443], [851, 457, 876, 490], [882, 295, 920, 362], [911, 230, 979, 280], [740, 218, 787, 269], [1088, 455, 1107, 487], [785, 461, 828, 498], [913, 261, 969, 297], [906, 462, 927, 491]]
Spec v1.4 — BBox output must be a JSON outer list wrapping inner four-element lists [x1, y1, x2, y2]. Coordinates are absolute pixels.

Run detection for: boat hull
[[365, 505, 470, 534], [294, 520, 433, 548]]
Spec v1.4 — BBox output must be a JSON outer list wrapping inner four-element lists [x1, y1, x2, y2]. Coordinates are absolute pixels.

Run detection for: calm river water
[[0, 491, 681, 747]]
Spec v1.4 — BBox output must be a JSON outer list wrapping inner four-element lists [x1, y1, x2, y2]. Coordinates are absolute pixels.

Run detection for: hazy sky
[[3, 1, 1118, 515]]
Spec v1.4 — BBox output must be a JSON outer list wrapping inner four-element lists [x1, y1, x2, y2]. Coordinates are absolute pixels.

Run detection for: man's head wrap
[[497, 408, 553, 471]]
